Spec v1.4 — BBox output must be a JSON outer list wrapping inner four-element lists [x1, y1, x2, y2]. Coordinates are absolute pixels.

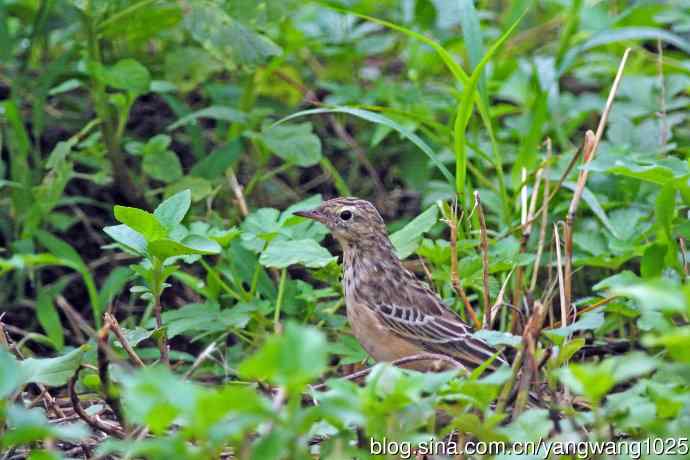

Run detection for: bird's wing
[[371, 301, 508, 371]]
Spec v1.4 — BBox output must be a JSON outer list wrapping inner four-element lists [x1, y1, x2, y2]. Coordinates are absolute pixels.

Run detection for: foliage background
[[1, 0, 690, 458]]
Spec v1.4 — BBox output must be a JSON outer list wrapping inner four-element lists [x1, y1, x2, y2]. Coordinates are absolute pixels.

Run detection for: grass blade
[[275, 107, 454, 186]]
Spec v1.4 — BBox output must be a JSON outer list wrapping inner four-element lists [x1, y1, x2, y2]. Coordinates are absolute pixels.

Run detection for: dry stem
[[530, 139, 552, 293], [104, 313, 145, 368], [69, 366, 126, 438], [563, 48, 631, 313], [474, 192, 491, 329], [446, 200, 481, 328], [553, 223, 567, 327]]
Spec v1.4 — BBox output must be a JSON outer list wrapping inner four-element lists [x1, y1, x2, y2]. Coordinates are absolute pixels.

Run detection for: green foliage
[[2, 0, 690, 457]]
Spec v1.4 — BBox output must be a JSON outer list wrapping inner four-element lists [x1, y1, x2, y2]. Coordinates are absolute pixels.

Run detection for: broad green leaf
[[260, 123, 322, 167], [165, 176, 213, 202], [611, 280, 687, 314], [103, 224, 147, 255], [473, 330, 522, 347], [184, 1, 281, 67], [259, 239, 336, 268], [390, 206, 439, 259], [189, 141, 241, 179], [161, 302, 251, 338], [148, 236, 220, 260], [3, 404, 88, 447], [643, 326, 690, 363], [641, 243, 666, 279], [555, 338, 586, 367], [592, 271, 640, 291], [276, 107, 453, 184], [544, 310, 604, 344], [562, 182, 620, 239], [143, 148, 183, 183], [19, 346, 87, 387], [116, 327, 153, 348], [167, 106, 246, 131], [238, 322, 328, 393], [154, 189, 191, 229], [103, 58, 151, 95], [114, 206, 168, 242], [0, 349, 26, 398], [655, 181, 676, 242]]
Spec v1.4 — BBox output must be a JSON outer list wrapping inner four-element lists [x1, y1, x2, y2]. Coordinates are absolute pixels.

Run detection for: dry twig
[[104, 313, 145, 368], [563, 48, 631, 313], [553, 223, 567, 327], [474, 192, 491, 329], [445, 201, 481, 329], [69, 366, 126, 439]]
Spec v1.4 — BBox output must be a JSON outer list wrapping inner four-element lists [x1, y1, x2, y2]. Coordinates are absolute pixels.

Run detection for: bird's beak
[[293, 209, 327, 224]]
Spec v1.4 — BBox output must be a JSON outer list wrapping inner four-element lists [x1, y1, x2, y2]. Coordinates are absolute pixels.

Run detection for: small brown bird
[[294, 197, 507, 372]]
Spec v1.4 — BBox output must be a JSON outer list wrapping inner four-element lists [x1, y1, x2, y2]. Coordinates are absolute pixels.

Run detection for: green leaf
[[238, 322, 328, 393], [276, 107, 453, 185], [259, 239, 336, 268], [103, 224, 147, 255], [167, 106, 246, 131], [148, 236, 221, 260], [190, 141, 241, 179], [610, 280, 687, 314], [454, 8, 527, 197], [0, 349, 26, 398], [113, 206, 168, 242], [555, 338, 586, 367], [19, 346, 87, 387], [99, 266, 132, 308], [103, 58, 151, 95], [562, 182, 620, 239], [390, 206, 439, 259], [116, 327, 153, 348], [36, 290, 64, 351], [655, 181, 676, 242], [35, 230, 102, 327], [641, 243, 666, 279], [143, 148, 183, 183], [544, 310, 604, 345], [560, 27, 690, 73], [184, 1, 281, 68], [643, 326, 690, 363], [260, 122, 322, 167], [473, 330, 522, 347], [154, 189, 191, 229], [3, 404, 88, 448], [165, 176, 213, 202]]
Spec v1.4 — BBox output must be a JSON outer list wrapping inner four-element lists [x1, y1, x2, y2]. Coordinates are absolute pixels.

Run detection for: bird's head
[[293, 197, 388, 247]]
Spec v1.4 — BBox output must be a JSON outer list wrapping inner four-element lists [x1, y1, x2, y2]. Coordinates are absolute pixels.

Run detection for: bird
[[294, 197, 508, 373]]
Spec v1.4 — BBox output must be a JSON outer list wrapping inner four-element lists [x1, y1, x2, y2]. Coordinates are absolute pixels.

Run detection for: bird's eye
[[340, 210, 352, 221]]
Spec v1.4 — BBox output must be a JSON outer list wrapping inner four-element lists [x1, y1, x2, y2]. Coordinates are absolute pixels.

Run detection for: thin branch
[[446, 200, 481, 329], [474, 192, 491, 329], [184, 341, 217, 380], [227, 169, 249, 217], [656, 39, 668, 146], [553, 223, 567, 328], [104, 313, 145, 368], [530, 139, 552, 293], [97, 323, 127, 430], [563, 48, 631, 312], [69, 366, 126, 439]]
